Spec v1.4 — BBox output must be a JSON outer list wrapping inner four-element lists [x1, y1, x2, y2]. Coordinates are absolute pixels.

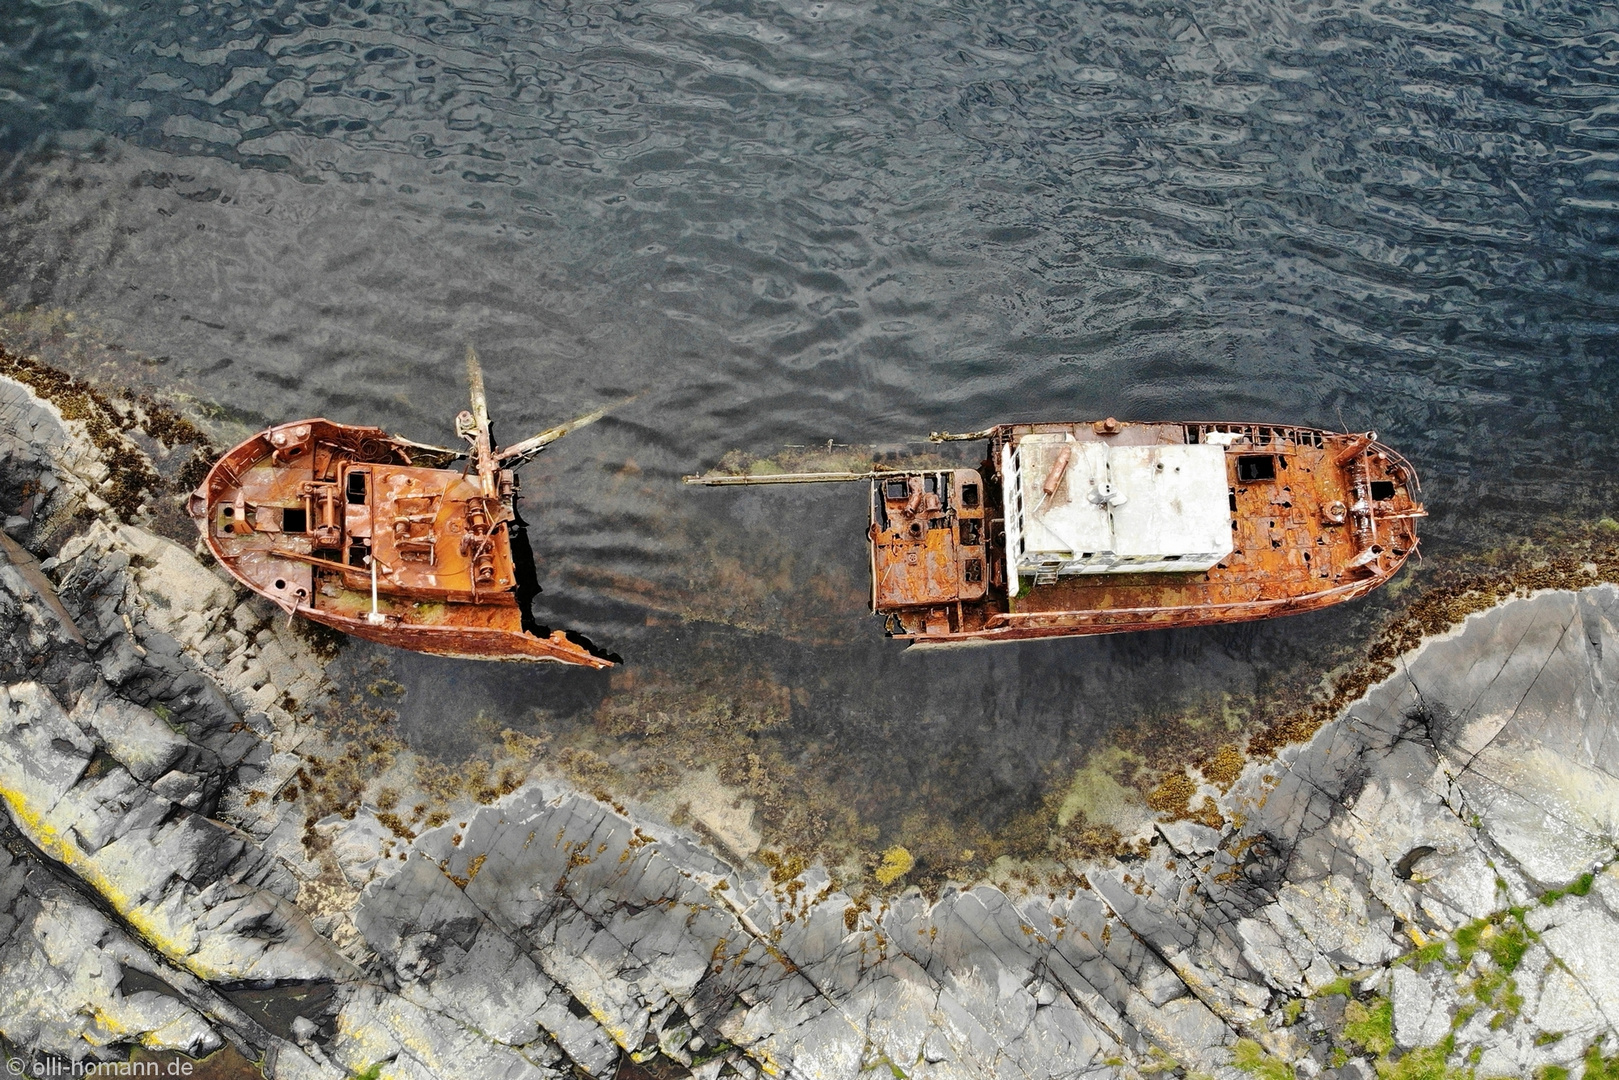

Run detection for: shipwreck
[[189, 349, 614, 666], [686, 419, 1424, 644]]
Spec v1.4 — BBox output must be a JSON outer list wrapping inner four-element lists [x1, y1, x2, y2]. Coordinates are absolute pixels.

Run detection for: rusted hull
[[193, 414, 613, 667], [303, 607, 610, 666], [681, 418, 1427, 647], [901, 574, 1391, 645], [869, 419, 1424, 646]]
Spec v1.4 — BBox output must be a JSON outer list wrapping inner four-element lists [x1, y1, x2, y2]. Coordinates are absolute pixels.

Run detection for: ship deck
[[893, 420, 1423, 642]]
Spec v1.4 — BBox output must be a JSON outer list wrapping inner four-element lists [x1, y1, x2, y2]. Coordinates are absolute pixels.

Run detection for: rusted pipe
[[314, 485, 341, 547], [683, 470, 892, 485], [1332, 431, 1377, 468], [1041, 445, 1072, 497]]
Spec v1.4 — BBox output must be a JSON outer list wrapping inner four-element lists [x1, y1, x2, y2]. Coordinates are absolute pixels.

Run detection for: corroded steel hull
[[884, 420, 1424, 645], [190, 415, 611, 668], [688, 418, 1425, 647], [903, 575, 1391, 646], [302, 606, 605, 665]]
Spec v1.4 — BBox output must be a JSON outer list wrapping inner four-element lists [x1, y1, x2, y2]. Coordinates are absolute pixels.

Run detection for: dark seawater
[[4, 0, 1619, 861]]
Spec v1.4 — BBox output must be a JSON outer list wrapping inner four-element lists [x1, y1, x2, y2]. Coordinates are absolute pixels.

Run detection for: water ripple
[[5, 0, 1619, 840]]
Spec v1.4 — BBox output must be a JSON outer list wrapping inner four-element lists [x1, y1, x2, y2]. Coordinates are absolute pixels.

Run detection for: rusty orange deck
[[689, 419, 1424, 646], [885, 421, 1422, 644], [189, 355, 614, 666]]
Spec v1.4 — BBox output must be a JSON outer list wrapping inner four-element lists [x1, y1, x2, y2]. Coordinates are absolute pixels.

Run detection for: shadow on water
[[4, 0, 1619, 873], [511, 503, 622, 665]]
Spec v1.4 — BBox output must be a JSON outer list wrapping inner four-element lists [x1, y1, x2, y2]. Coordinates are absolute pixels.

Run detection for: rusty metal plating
[[190, 348, 614, 666], [687, 419, 1425, 646]]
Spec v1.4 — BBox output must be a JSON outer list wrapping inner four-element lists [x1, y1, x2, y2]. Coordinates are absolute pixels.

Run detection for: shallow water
[[4, 0, 1619, 862]]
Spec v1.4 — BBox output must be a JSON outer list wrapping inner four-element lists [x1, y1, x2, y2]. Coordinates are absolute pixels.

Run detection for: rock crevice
[[3, 370, 1619, 1079]]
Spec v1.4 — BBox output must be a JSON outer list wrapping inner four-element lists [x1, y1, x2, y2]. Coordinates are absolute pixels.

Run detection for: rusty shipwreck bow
[[190, 347, 616, 665]]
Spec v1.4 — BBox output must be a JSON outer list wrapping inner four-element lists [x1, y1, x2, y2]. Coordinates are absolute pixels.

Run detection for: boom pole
[[683, 471, 892, 486]]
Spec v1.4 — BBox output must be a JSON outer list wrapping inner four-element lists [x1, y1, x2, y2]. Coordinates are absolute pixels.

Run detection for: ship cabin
[[867, 420, 1423, 642]]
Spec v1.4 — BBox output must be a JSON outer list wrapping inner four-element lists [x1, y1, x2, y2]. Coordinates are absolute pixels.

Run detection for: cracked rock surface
[[2, 370, 1618, 1079]]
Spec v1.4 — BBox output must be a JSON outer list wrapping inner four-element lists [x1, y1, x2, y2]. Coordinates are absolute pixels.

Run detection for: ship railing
[[1002, 443, 1025, 599], [1183, 423, 1328, 449], [1374, 444, 1423, 496]]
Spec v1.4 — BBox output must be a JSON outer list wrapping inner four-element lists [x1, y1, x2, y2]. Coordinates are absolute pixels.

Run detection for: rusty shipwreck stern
[[190, 348, 616, 666], [686, 419, 1425, 646]]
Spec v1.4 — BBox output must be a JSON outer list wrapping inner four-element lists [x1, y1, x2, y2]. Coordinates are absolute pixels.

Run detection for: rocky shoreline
[[3, 369, 1617, 1079]]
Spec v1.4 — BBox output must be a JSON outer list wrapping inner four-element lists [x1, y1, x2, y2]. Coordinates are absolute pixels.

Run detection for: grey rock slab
[[1410, 588, 1619, 888], [356, 856, 553, 1048], [330, 984, 563, 1080], [0, 863, 221, 1060], [0, 680, 95, 814], [0, 536, 86, 648], [851, 961, 942, 1069], [150, 769, 207, 807], [1536, 891, 1619, 1032], [1, 679, 349, 984], [1122, 993, 1231, 1073], [1275, 873, 1399, 970], [67, 683, 189, 783], [1457, 765, 1615, 891], [267, 1042, 348, 1080], [1157, 820, 1223, 857], [1389, 966, 1454, 1050]]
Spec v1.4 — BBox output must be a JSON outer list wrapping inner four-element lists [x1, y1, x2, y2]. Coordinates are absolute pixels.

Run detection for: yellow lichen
[[874, 846, 915, 886], [1146, 772, 1198, 818]]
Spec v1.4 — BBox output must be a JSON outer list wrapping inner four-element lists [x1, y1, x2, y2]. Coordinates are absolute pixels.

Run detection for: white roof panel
[[1107, 445, 1232, 557], [1017, 436, 1111, 559], [1013, 438, 1232, 575]]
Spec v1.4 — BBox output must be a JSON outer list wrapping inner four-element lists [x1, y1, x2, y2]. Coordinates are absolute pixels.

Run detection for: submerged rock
[[2, 367, 1618, 1079]]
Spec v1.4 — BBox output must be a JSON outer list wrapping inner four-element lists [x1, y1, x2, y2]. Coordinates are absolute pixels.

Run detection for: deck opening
[[1229, 489, 1237, 512], [884, 479, 908, 500], [282, 507, 307, 532], [964, 558, 983, 583], [346, 471, 368, 505], [348, 541, 370, 568], [960, 519, 982, 545], [961, 483, 979, 509], [1370, 480, 1396, 500], [1237, 455, 1276, 482]]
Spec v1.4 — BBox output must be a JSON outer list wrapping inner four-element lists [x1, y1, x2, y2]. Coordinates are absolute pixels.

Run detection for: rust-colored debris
[[190, 349, 614, 666], [687, 419, 1424, 645]]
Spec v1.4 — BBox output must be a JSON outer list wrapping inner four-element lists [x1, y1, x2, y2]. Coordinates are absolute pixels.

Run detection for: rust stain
[[190, 349, 614, 666], [692, 419, 1425, 644]]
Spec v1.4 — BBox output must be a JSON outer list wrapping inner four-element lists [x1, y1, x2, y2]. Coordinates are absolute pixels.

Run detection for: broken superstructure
[[686, 419, 1424, 645], [190, 349, 614, 666]]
